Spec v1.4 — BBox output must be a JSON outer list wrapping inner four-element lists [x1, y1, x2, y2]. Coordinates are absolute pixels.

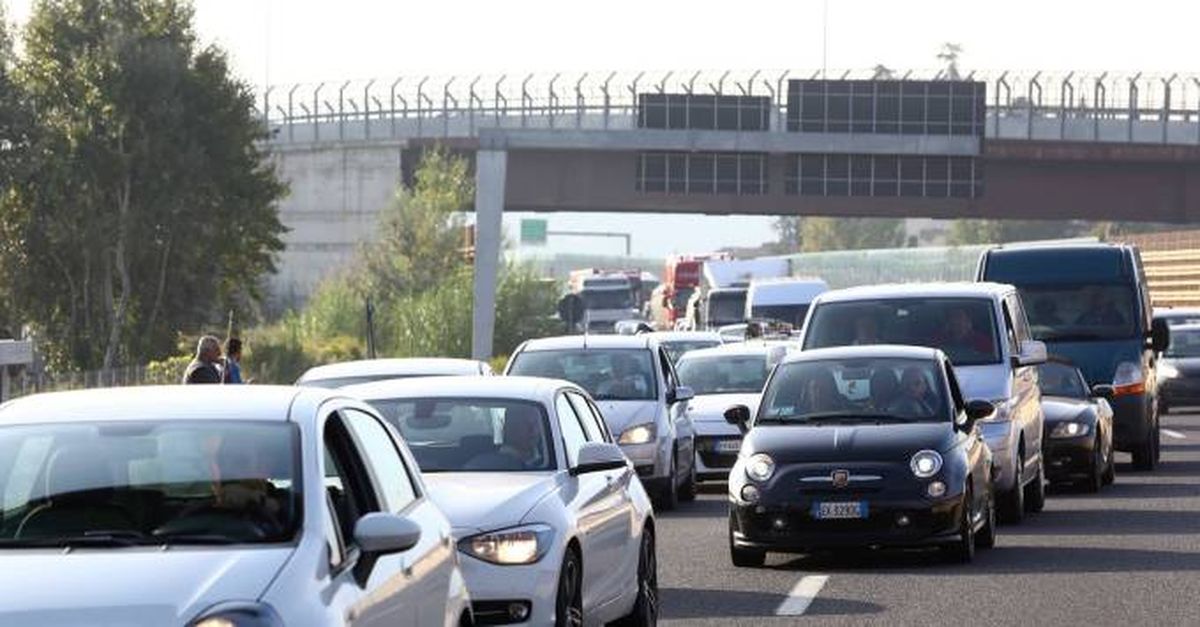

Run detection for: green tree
[[771, 216, 804, 253], [358, 147, 471, 302], [3, 0, 286, 370], [800, 217, 905, 252], [947, 219, 1089, 245]]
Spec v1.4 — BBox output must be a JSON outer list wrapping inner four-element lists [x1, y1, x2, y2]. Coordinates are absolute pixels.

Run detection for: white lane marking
[[1162, 428, 1187, 440], [776, 575, 829, 616]]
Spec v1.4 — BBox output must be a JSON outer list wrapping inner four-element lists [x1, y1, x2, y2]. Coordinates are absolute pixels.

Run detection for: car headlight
[[191, 602, 283, 627], [910, 450, 943, 478], [618, 423, 656, 445], [1049, 421, 1091, 438], [1159, 362, 1180, 379], [1113, 360, 1146, 396], [744, 453, 775, 482], [458, 524, 554, 565]]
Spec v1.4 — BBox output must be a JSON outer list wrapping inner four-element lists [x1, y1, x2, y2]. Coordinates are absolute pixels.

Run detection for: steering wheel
[[887, 396, 933, 418], [154, 503, 273, 541]]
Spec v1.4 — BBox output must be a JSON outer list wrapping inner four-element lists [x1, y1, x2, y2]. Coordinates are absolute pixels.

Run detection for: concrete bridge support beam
[[471, 149, 508, 360]]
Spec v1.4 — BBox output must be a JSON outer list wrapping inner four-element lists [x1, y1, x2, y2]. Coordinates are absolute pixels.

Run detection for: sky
[[4, 0, 1195, 259]]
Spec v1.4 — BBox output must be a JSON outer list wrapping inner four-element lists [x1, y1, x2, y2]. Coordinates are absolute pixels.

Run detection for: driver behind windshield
[[935, 307, 992, 356], [888, 367, 936, 418], [596, 353, 649, 399], [801, 369, 848, 414], [207, 436, 284, 529]]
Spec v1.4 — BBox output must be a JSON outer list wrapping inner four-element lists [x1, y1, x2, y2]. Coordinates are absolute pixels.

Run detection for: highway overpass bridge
[[258, 69, 1200, 357]]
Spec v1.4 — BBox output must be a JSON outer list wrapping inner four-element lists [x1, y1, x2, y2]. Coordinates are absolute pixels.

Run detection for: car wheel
[[943, 487, 976, 563], [656, 455, 679, 511], [1082, 436, 1104, 493], [555, 548, 584, 627], [998, 453, 1025, 524], [679, 450, 697, 503], [1025, 461, 1046, 513], [728, 512, 765, 568], [614, 527, 658, 626], [976, 483, 997, 550], [1102, 440, 1117, 486], [1132, 422, 1157, 471]]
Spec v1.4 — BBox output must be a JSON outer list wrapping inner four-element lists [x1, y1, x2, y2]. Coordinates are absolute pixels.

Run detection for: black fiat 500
[[724, 345, 997, 566]]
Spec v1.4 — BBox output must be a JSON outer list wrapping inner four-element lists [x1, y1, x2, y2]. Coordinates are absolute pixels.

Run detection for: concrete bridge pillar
[[471, 149, 508, 360]]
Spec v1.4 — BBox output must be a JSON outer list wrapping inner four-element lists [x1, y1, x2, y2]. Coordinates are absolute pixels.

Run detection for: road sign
[[520, 218, 548, 245], [0, 340, 33, 366]]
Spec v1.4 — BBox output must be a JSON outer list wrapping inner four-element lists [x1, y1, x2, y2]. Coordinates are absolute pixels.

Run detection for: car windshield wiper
[[1038, 331, 1120, 342], [802, 412, 905, 424], [0, 530, 150, 548]]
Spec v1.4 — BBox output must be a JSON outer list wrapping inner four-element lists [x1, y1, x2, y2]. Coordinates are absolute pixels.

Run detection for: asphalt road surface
[[653, 412, 1200, 625]]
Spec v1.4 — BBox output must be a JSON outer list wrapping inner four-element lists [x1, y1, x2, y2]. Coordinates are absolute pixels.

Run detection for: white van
[[744, 278, 829, 327]]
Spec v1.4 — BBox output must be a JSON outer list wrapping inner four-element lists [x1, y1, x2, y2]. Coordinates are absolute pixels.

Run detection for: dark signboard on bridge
[[638, 94, 772, 131], [786, 79, 986, 136]]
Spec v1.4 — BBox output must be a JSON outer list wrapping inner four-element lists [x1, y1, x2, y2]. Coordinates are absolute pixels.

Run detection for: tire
[[998, 452, 1025, 524], [678, 449, 697, 503], [943, 488, 976, 563], [728, 513, 765, 568], [614, 528, 659, 626], [976, 483, 997, 550], [1102, 441, 1116, 486], [555, 548, 583, 627], [656, 455, 679, 511], [1082, 436, 1104, 493], [1025, 461, 1046, 513], [1132, 420, 1158, 471]]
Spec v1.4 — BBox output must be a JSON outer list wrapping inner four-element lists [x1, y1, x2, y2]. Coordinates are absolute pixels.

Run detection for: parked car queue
[[0, 241, 1171, 626]]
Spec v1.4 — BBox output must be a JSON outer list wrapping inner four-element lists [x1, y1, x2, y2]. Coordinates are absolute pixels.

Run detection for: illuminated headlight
[[1159, 362, 1180, 379], [1050, 421, 1090, 439], [190, 602, 283, 627], [744, 453, 776, 483], [926, 481, 948, 498], [910, 450, 943, 478], [618, 423, 656, 445], [458, 524, 554, 565]]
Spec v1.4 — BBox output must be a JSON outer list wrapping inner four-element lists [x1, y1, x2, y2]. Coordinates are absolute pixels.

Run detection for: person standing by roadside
[[223, 337, 245, 384], [183, 336, 223, 384]]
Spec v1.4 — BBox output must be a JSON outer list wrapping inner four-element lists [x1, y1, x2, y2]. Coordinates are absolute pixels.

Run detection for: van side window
[[1006, 295, 1034, 344], [1000, 302, 1020, 355]]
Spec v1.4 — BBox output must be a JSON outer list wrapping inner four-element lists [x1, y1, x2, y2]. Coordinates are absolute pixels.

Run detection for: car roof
[[677, 342, 783, 360], [781, 344, 942, 365], [641, 331, 722, 343], [814, 281, 1013, 304], [0, 385, 332, 426], [518, 335, 654, 352], [989, 241, 1121, 253], [298, 357, 486, 382], [342, 375, 576, 403]]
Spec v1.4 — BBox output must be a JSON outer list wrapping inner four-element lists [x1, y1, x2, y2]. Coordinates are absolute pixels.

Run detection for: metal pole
[[574, 73, 588, 129], [363, 79, 375, 139], [312, 83, 324, 142], [1093, 72, 1108, 141], [1162, 74, 1177, 144], [469, 75, 481, 134], [521, 75, 533, 128], [442, 77, 456, 137], [338, 80, 350, 140], [495, 75, 507, 127], [287, 84, 299, 142], [390, 77, 402, 138], [601, 72, 615, 129], [417, 76, 429, 137], [548, 73, 560, 129], [262, 86, 273, 126]]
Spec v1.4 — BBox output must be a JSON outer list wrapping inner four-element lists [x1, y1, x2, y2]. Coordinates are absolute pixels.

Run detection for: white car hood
[[686, 393, 759, 436], [594, 400, 660, 436], [424, 472, 559, 534], [953, 364, 1012, 402], [686, 393, 761, 423], [0, 547, 293, 626]]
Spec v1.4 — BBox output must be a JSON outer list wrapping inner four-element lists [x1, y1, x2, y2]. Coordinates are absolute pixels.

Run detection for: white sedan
[[345, 376, 658, 626], [0, 385, 469, 627], [296, 357, 493, 388]]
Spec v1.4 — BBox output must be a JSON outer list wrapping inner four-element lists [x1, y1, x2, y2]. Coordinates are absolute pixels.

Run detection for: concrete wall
[[269, 140, 405, 309]]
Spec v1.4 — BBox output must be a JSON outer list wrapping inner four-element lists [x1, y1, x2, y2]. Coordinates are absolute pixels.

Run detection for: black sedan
[[1038, 359, 1116, 492], [1159, 322, 1200, 414], [724, 345, 996, 566]]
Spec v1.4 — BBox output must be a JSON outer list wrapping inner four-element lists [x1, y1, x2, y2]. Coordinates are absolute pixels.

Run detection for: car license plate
[[811, 501, 868, 520], [715, 439, 742, 453]]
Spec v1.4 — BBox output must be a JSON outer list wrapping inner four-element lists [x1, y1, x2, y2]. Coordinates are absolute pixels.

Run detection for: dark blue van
[[977, 243, 1169, 470]]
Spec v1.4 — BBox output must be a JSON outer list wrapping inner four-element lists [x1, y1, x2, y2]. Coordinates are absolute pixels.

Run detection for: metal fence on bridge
[[1117, 230, 1200, 307], [255, 69, 1200, 145]]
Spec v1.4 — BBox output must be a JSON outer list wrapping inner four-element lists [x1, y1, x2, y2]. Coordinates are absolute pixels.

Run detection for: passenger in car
[[889, 367, 935, 417]]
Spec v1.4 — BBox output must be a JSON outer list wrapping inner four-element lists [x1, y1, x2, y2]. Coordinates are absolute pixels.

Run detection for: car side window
[[566, 391, 606, 443], [659, 348, 679, 391], [555, 394, 589, 466], [323, 413, 382, 568], [1006, 294, 1034, 344], [584, 397, 615, 442], [1000, 301, 1020, 356], [342, 409, 419, 514]]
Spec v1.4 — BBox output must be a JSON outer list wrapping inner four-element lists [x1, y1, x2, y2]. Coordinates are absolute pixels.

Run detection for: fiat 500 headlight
[[744, 453, 776, 482], [910, 450, 943, 478]]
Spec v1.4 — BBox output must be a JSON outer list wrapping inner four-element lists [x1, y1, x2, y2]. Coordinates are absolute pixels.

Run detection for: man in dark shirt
[[183, 335, 223, 384]]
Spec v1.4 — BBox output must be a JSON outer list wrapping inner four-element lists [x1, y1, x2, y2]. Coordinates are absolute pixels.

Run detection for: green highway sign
[[520, 218, 548, 245]]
